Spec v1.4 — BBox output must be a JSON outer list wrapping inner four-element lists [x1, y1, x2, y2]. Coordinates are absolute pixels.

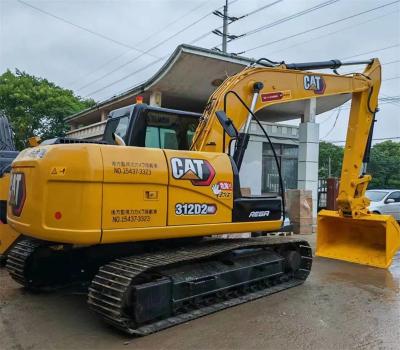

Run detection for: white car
[[366, 189, 400, 221]]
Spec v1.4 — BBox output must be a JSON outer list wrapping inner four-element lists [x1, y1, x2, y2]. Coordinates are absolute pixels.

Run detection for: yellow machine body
[[7, 145, 281, 245], [0, 174, 20, 255]]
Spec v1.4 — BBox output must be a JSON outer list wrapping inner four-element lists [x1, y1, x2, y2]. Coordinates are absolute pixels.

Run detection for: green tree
[[368, 141, 400, 189], [318, 141, 344, 179], [0, 69, 95, 149]]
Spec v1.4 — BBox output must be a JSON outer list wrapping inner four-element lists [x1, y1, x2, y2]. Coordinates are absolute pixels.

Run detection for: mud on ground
[[1, 237, 399, 350]]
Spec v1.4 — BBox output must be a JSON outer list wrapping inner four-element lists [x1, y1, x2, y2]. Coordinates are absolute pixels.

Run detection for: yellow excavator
[[3, 57, 400, 335]]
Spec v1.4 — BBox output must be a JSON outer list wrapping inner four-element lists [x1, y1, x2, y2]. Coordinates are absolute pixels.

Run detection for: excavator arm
[[191, 58, 400, 269]]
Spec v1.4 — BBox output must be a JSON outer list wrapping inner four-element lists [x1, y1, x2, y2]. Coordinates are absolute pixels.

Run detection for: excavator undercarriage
[[7, 236, 311, 335]]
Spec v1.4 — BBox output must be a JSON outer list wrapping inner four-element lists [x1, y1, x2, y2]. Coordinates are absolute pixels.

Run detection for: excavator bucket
[[317, 210, 400, 269]]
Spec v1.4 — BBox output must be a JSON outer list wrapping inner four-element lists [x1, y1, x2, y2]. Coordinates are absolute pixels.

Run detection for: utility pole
[[328, 156, 332, 177], [222, 0, 228, 53], [212, 1, 245, 54]]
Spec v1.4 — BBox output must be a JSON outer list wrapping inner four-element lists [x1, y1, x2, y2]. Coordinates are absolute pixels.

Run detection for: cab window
[[144, 111, 198, 150], [103, 114, 129, 144], [115, 116, 129, 138]]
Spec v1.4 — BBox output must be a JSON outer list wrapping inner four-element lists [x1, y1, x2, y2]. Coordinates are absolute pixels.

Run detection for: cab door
[[164, 149, 234, 226]]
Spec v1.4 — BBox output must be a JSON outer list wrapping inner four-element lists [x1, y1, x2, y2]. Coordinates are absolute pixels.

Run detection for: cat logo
[[9, 173, 26, 217], [303, 75, 326, 94], [171, 158, 215, 186]]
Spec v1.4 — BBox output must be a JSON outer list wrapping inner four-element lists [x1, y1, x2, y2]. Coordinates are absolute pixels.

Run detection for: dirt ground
[[1, 236, 399, 350]]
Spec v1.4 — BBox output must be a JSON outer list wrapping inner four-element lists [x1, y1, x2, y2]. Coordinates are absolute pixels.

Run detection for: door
[[164, 149, 234, 226]]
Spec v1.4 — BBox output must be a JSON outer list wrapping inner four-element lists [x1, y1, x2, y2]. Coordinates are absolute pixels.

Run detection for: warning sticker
[[260, 90, 291, 103], [50, 167, 67, 176]]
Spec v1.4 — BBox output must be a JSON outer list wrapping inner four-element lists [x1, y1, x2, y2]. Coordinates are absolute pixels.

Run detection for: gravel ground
[[1, 235, 399, 350]]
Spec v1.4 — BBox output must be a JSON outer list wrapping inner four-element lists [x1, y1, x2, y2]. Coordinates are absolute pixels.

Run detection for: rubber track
[[88, 237, 312, 335], [6, 238, 42, 286]]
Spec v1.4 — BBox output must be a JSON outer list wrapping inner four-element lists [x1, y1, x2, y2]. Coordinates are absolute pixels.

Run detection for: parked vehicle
[[366, 189, 400, 221]]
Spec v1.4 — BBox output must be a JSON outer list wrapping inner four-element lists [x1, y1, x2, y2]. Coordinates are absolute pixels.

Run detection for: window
[[262, 143, 298, 193], [115, 116, 129, 138], [103, 114, 130, 144], [145, 127, 179, 149], [387, 191, 400, 203], [366, 190, 390, 202], [144, 110, 198, 150]]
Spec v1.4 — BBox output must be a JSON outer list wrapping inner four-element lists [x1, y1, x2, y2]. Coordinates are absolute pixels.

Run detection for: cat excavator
[[4, 57, 400, 335]]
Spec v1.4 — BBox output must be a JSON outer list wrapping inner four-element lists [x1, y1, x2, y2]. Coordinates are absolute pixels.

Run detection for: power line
[[341, 43, 400, 60], [320, 107, 341, 139], [266, 10, 399, 57], [79, 1, 235, 94], [66, 1, 209, 87], [383, 75, 400, 82], [238, 0, 340, 41], [326, 137, 400, 143], [382, 59, 400, 66], [340, 57, 400, 75], [84, 55, 166, 97], [244, 0, 400, 53], [190, 0, 282, 47], [211, 0, 283, 52], [17, 0, 158, 58], [318, 95, 400, 126], [83, 0, 344, 95], [243, 0, 283, 18]]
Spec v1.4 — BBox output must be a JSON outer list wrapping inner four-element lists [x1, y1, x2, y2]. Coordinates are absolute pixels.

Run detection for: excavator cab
[[102, 104, 200, 150]]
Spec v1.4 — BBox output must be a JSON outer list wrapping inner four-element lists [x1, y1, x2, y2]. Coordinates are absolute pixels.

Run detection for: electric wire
[[214, 0, 340, 48], [320, 107, 342, 140], [383, 75, 400, 82], [79, 0, 277, 92], [341, 44, 400, 60], [327, 136, 400, 143], [78, 1, 238, 93], [67, 1, 210, 87], [192, 0, 283, 46], [244, 0, 400, 53], [243, 0, 339, 37], [17, 0, 158, 58], [265, 10, 399, 57]]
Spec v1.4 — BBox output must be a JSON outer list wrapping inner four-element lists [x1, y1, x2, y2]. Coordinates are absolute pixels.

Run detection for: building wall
[[238, 122, 299, 196]]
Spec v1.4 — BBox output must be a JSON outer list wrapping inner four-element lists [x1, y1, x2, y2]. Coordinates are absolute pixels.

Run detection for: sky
[[0, 0, 399, 144]]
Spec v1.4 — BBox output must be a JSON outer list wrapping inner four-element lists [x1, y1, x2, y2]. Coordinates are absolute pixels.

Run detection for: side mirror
[[215, 111, 238, 139], [386, 198, 395, 204]]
